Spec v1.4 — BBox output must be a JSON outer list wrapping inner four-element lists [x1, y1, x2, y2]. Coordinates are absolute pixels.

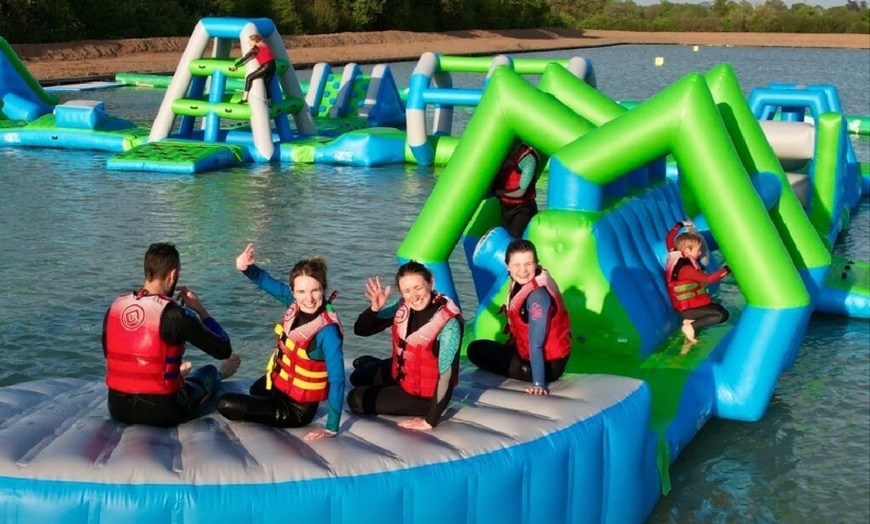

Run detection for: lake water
[[0, 44, 867, 523]]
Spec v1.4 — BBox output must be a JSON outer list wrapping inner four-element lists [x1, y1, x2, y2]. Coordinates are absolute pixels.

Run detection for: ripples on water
[[0, 45, 867, 523]]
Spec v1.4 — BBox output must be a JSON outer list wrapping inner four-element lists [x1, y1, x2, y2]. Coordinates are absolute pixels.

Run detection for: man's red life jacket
[[105, 292, 184, 395]]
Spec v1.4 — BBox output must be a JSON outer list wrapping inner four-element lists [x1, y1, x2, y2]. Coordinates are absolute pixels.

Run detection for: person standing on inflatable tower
[[103, 243, 240, 427], [218, 244, 345, 441], [467, 239, 572, 396], [228, 34, 276, 105], [348, 261, 464, 431], [492, 140, 542, 239], [665, 221, 731, 344]]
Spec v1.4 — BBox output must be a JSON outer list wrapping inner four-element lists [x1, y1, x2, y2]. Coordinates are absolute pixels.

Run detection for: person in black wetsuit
[[347, 261, 463, 431], [102, 242, 240, 427], [228, 33, 277, 105], [492, 141, 542, 239], [467, 239, 572, 395], [216, 244, 345, 441]]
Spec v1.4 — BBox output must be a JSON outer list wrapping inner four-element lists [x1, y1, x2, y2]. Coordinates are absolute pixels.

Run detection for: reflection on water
[[0, 45, 867, 523]]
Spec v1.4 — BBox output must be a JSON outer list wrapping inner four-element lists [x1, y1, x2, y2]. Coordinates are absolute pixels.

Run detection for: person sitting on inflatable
[[228, 33, 276, 105], [664, 221, 730, 344], [491, 140, 542, 239], [217, 243, 345, 441], [347, 261, 463, 431], [103, 242, 240, 427], [467, 239, 572, 396]]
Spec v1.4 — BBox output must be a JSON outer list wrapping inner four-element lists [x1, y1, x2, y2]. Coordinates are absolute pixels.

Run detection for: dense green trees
[[0, 0, 866, 43]]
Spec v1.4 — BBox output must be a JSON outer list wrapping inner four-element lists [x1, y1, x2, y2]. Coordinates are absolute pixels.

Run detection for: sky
[[633, 0, 849, 7]]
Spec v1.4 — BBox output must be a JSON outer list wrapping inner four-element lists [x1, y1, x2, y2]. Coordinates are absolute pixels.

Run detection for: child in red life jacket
[[664, 221, 730, 344]]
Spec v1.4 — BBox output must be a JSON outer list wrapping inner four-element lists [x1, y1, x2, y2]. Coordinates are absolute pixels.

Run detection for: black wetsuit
[[102, 302, 232, 427], [347, 297, 461, 427], [216, 309, 340, 429], [235, 44, 276, 102]]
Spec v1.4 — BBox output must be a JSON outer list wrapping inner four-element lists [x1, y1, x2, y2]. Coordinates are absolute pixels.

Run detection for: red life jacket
[[254, 42, 275, 65], [105, 291, 184, 395], [504, 268, 572, 361], [493, 144, 539, 205], [391, 294, 462, 398], [664, 251, 712, 311], [268, 304, 342, 403]]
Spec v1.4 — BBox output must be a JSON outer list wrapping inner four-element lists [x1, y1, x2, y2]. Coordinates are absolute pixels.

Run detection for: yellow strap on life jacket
[[274, 368, 328, 389], [271, 323, 323, 389], [673, 282, 708, 301], [264, 348, 278, 390]]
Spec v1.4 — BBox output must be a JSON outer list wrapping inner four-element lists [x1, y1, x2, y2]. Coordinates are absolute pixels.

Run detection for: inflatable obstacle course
[[396, 62, 869, 499], [144, 17, 314, 166]]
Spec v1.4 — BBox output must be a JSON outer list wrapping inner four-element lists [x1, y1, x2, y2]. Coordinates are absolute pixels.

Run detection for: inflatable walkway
[[0, 366, 659, 523]]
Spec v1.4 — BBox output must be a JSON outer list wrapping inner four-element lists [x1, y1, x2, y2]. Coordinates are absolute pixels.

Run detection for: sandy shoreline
[[12, 28, 870, 84]]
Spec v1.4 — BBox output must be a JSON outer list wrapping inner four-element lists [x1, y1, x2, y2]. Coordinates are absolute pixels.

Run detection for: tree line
[[0, 0, 867, 44]]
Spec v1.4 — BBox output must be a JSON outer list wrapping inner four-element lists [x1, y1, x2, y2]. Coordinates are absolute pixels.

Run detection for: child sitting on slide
[[664, 220, 730, 343]]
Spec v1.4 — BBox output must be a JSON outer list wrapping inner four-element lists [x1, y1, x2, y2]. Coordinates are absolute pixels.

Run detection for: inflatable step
[[816, 256, 870, 318], [107, 140, 245, 174]]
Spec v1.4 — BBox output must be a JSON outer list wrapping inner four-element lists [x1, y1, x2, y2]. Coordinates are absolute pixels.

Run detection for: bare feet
[[180, 361, 193, 377], [397, 418, 433, 431], [681, 319, 698, 344], [680, 341, 694, 356], [303, 428, 337, 441], [219, 354, 241, 379]]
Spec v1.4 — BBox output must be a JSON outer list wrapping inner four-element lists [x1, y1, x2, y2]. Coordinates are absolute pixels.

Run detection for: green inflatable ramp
[[107, 140, 245, 174]]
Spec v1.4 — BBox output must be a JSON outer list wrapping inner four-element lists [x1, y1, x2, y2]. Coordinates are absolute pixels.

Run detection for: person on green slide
[[664, 221, 730, 344]]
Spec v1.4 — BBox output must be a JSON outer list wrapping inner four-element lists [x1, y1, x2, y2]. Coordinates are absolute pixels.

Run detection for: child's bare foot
[[681, 320, 698, 343], [680, 341, 694, 355], [219, 354, 241, 379], [180, 361, 193, 377]]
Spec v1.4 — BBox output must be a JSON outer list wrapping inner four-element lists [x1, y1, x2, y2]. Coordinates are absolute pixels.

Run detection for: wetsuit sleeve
[[242, 264, 294, 307], [427, 317, 462, 427], [316, 324, 345, 434], [101, 309, 110, 358], [500, 152, 538, 199], [516, 152, 538, 191], [353, 298, 399, 336], [677, 264, 729, 285], [666, 222, 683, 251], [526, 288, 552, 387], [436, 318, 462, 373], [233, 45, 259, 67], [161, 302, 232, 360]]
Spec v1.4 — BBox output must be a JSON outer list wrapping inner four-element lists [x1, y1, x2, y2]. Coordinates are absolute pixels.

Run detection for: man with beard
[[102, 242, 240, 426]]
